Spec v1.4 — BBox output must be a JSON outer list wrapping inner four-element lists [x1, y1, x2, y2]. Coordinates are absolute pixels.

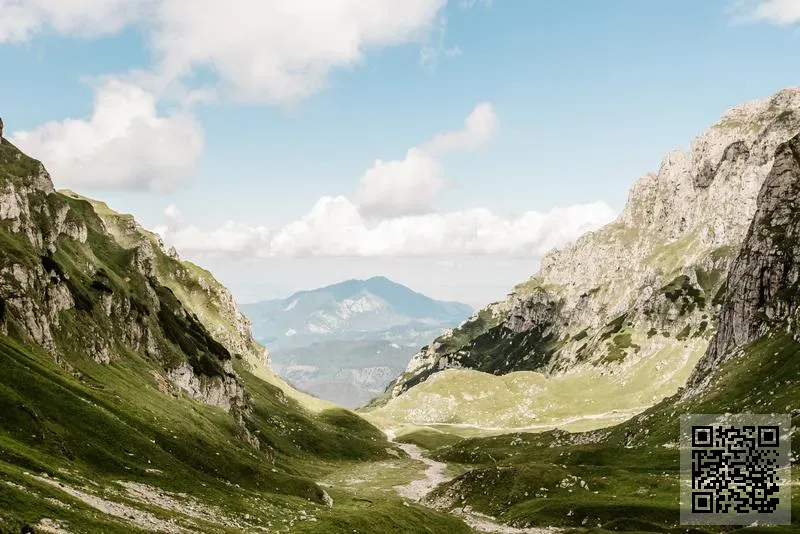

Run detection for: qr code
[[680, 414, 791, 525]]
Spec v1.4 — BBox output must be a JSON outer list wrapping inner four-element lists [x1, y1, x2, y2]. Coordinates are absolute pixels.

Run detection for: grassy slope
[[0, 333, 470, 532], [425, 332, 799, 533], [62, 189, 341, 416], [0, 140, 468, 532], [367, 332, 705, 432]]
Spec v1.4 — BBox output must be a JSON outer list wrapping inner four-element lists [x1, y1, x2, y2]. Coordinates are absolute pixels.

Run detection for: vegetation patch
[[600, 313, 628, 341], [660, 275, 706, 315]]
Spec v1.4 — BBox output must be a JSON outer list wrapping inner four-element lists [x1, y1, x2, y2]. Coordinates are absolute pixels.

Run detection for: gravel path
[[386, 432, 559, 534]]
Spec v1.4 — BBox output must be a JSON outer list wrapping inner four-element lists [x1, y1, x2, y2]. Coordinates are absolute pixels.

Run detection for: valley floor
[[318, 430, 558, 533]]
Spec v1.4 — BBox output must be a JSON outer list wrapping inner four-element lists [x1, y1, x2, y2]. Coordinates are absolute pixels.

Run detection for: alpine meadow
[[1, 1, 800, 533]]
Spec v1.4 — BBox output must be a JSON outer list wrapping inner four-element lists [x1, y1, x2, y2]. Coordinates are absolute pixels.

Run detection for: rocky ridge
[[0, 134, 270, 417], [381, 88, 800, 411], [687, 130, 800, 392]]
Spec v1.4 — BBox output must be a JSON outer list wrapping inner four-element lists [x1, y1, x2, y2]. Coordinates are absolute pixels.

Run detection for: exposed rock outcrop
[[0, 138, 265, 418], [167, 361, 248, 413], [384, 88, 800, 407], [687, 132, 800, 391], [64, 190, 271, 372]]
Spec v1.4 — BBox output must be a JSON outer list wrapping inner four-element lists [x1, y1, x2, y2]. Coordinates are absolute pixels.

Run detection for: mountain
[[365, 87, 800, 431], [242, 276, 472, 347], [241, 277, 473, 407], [414, 129, 800, 532], [0, 132, 470, 532]]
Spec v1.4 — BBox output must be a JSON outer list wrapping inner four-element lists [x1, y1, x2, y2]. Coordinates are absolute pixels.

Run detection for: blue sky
[[2, 0, 799, 307]]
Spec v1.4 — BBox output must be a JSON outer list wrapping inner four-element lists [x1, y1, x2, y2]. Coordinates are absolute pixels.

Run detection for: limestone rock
[[389, 87, 800, 402], [687, 132, 800, 391], [166, 361, 248, 413]]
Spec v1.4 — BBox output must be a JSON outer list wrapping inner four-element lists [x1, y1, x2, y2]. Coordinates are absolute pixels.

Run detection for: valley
[[1, 85, 800, 533]]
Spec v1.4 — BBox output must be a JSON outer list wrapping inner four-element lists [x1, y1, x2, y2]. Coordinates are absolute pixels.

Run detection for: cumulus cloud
[[730, 0, 800, 25], [152, 0, 449, 103], [424, 102, 498, 154], [10, 79, 203, 192], [353, 102, 497, 218], [156, 197, 617, 258], [353, 148, 445, 218], [150, 99, 610, 260], [0, 0, 147, 42], [1, 0, 454, 102]]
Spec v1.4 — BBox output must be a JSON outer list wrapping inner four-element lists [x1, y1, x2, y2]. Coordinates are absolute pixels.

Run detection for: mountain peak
[[377, 87, 800, 418], [242, 278, 472, 345]]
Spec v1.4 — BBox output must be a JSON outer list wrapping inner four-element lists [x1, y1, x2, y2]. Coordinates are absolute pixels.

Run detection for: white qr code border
[[679, 414, 791, 526]]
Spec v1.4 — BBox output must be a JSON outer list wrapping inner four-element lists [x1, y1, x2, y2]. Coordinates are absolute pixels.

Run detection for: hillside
[[406, 131, 800, 532], [367, 87, 800, 431], [241, 277, 472, 407], [0, 134, 470, 532]]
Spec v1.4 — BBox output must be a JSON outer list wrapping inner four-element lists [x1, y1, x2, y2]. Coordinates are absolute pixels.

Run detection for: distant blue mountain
[[240, 277, 474, 407], [241, 276, 473, 346]]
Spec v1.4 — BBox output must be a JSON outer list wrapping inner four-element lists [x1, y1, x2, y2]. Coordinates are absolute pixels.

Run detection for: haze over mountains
[[241, 277, 473, 407], [1, 85, 800, 532]]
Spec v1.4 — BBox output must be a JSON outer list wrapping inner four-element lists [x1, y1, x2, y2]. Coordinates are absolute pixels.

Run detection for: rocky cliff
[[0, 125, 419, 532], [687, 131, 800, 392], [378, 88, 800, 414], [0, 135, 270, 415], [418, 138, 800, 530]]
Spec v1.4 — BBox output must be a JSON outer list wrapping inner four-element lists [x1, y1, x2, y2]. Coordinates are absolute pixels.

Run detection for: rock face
[[687, 132, 800, 391], [166, 361, 247, 413], [382, 88, 800, 408], [0, 138, 271, 416], [67, 191, 271, 373]]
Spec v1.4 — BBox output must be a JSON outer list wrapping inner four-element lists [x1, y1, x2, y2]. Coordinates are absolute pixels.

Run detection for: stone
[[687, 132, 800, 391], [389, 87, 800, 400]]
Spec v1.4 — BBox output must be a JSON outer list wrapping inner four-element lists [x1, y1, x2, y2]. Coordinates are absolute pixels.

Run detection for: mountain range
[[365, 87, 800, 434], [241, 277, 473, 407], [1, 86, 799, 533]]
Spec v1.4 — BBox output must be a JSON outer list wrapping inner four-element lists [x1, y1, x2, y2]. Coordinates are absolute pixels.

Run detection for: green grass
[[660, 275, 706, 315], [0, 138, 43, 186], [394, 428, 467, 451], [426, 331, 800, 532], [0, 139, 472, 532], [599, 313, 628, 341], [0, 331, 467, 531], [601, 330, 641, 363]]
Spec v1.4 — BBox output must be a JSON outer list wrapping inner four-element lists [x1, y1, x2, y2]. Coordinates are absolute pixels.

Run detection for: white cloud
[[419, 15, 449, 70], [353, 148, 445, 218], [151, 0, 448, 103], [2, 0, 449, 102], [352, 102, 497, 218], [10, 79, 203, 192], [424, 101, 498, 154], [156, 197, 617, 258], [0, 0, 147, 43], [730, 0, 800, 25]]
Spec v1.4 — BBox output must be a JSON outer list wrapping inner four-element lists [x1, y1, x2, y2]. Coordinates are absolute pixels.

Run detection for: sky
[[1, 0, 800, 308]]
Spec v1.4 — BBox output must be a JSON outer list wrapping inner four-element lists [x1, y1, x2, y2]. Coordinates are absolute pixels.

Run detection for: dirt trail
[[386, 431, 558, 534], [392, 441, 453, 501]]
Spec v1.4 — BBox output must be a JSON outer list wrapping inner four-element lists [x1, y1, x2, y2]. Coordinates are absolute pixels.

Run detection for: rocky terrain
[[0, 131, 470, 532], [367, 87, 800, 431], [2, 85, 799, 533], [399, 126, 800, 533]]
